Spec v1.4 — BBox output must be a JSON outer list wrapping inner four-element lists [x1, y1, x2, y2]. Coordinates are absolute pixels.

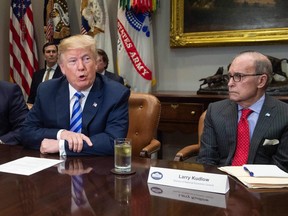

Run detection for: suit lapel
[[38, 69, 46, 82], [224, 102, 238, 164], [248, 96, 276, 163], [82, 76, 104, 134]]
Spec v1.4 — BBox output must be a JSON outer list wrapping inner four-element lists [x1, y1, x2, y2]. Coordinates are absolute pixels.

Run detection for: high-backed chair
[[127, 92, 161, 158], [174, 110, 206, 161]]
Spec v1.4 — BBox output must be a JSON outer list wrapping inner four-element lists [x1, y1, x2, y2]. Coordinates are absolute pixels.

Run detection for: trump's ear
[[59, 64, 66, 75]]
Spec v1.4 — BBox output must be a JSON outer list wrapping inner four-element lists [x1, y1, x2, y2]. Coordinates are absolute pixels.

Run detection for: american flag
[[9, 0, 38, 99], [46, 17, 54, 42]]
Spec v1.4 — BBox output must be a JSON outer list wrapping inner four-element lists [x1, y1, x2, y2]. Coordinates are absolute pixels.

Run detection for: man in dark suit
[[22, 35, 130, 156], [0, 81, 28, 145], [96, 49, 124, 85], [27, 42, 63, 105], [197, 51, 288, 172]]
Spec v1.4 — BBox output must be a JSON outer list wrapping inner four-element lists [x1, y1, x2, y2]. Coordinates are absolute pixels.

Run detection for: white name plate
[[147, 167, 229, 194], [148, 183, 228, 208]]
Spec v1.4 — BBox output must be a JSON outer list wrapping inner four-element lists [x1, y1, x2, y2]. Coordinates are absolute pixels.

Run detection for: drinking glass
[[114, 138, 132, 173]]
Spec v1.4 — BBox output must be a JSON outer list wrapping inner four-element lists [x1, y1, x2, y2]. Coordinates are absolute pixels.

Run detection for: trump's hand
[[60, 130, 93, 152]]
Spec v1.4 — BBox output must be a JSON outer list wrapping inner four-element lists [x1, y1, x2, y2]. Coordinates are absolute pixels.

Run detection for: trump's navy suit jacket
[[197, 95, 288, 172], [22, 75, 130, 156], [0, 81, 28, 144], [27, 65, 62, 104]]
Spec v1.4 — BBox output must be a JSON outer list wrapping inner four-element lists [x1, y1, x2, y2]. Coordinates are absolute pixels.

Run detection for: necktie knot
[[74, 92, 83, 100], [241, 109, 253, 119]]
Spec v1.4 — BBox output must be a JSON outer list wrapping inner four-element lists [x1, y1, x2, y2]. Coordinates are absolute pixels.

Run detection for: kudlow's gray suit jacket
[[22, 74, 130, 156], [197, 95, 288, 172]]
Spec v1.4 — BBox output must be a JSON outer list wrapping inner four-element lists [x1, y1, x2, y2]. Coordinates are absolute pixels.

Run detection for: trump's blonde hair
[[58, 34, 97, 63]]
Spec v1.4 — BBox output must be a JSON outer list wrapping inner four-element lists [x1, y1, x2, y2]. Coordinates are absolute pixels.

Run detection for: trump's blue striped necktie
[[70, 92, 84, 133]]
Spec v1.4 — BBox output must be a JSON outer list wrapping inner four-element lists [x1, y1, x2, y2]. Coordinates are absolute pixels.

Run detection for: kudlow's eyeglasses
[[224, 73, 264, 82]]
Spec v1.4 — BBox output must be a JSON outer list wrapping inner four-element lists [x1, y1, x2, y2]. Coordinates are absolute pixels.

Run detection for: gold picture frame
[[170, 0, 288, 47]]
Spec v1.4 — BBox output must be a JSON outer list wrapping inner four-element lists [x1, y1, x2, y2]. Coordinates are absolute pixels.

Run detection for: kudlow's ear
[[257, 73, 268, 88]]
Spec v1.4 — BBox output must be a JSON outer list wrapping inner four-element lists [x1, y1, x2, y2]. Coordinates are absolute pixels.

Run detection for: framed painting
[[170, 0, 288, 47]]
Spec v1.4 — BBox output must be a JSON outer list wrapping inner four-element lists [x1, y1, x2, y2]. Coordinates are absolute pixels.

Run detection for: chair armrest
[[140, 139, 161, 158], [174, 144, 200, 162]]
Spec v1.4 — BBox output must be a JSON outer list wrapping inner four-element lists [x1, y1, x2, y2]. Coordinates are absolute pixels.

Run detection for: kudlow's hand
[[60, 130, 93, 153], [40, 138, 60, 154]]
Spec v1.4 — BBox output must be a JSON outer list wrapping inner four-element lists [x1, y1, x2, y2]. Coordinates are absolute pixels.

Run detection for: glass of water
[[114, 138, 132, 173]]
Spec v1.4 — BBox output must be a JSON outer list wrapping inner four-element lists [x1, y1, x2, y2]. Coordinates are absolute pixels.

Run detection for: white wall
[[1, 1, 288, 92]]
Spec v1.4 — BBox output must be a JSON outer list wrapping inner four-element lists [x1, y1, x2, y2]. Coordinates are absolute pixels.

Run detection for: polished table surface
[[0, 145, 288, 216]]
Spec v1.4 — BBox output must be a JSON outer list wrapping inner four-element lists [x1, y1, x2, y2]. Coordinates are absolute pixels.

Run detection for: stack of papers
[[219, 165, 288, 189]]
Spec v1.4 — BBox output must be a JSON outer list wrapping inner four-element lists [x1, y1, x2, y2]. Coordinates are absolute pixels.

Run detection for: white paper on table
[[0, 156, 63, 176], [243, 164, 288, 177], [219, 165, 288, 189]]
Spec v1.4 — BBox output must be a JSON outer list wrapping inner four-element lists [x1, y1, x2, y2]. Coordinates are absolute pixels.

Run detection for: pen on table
[[243, 166, 254, 177]]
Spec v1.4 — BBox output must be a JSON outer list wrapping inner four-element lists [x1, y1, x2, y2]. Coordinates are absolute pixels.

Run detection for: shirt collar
[[238, 94, 265, 114], [99, 70, 105, 75], [47, 64, 58, 71], [69, 84, 93, 101]]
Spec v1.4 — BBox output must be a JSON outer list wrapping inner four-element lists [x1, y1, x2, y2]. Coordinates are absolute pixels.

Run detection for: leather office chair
[[127, 92, 161, 158], [174, 110, 206, 161]]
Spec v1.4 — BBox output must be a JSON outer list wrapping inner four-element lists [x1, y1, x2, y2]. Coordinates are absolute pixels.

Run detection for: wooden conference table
[[0, 145, 287, 216]]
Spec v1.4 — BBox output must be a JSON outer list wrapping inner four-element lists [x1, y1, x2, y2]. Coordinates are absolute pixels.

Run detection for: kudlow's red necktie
[[232, 109, 253, 166]]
